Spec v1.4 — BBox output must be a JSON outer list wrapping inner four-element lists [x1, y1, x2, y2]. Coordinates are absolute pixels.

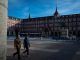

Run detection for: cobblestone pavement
[[7, 39, 80, 60]]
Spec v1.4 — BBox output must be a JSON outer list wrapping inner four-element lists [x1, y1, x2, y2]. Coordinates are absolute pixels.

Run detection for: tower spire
[[56, 0, 57, 11], [29, 13, 31, 19], [28, 8, 31, 20], [54, 0, 59, 17]]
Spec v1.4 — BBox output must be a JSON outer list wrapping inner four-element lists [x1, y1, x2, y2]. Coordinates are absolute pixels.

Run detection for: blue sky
[[8, 0, 80, 18]]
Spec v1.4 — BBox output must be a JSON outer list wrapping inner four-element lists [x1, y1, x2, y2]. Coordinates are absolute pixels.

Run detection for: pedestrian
[[13, 36, 21, 60], [23, 34, 30, 55]]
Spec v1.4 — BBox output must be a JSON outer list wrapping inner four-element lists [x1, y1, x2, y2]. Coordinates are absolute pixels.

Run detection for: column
[[0, 0, 7, 60]]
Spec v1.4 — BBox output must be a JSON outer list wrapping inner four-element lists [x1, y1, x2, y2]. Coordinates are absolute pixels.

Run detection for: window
[[77, 18, 80, 22], [69, 19, 72, 22], [73, 27, 76, 30], [73, 18, 76, 21], [54, 28, 57, 30], [69, 23, 73, 26], [72, 22, 76, 26], [78, 27, 80, 30], [77, 22, 80, 26], [65, 19, 68, 22]]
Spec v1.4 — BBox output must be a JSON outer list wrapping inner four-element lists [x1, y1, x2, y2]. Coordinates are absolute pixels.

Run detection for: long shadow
[[7, 49, 57, 60], [54, 42, 79, 60], [7, 42, 80, 60]]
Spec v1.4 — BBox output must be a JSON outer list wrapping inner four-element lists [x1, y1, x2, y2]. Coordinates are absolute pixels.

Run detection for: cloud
[[36, 0, 80, 17], [8, 0, 80, 18], [59, 2, 80, 14]]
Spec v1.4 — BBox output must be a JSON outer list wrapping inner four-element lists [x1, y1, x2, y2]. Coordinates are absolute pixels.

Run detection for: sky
[[8, 0, 80, 19]]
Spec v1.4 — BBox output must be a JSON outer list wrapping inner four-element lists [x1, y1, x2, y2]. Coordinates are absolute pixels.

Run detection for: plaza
[[7, 0, 80, 60], [7, 37, 80, 60]]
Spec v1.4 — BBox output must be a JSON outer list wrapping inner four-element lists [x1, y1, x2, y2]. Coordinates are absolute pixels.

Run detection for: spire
[[29, 13, 31, 19], [28, 13, 31, 21], [28, 8, 31, 20], [54, 0, 59, 17]]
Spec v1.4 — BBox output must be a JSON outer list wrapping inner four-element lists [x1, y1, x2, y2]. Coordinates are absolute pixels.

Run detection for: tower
[[28, 13, 31, 19], [54, 0, 59, 17], [28, 13, 31, 22], [28, 8, 31, 20]]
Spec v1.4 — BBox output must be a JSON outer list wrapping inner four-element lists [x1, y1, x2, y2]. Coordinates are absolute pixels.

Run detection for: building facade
[[20, 13, 80, 38], [7, 16, 21, 36], [7, 10, 80, 38]]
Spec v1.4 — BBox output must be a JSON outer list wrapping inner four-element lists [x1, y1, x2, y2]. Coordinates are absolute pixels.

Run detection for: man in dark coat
[[23, 34, 30, 55]]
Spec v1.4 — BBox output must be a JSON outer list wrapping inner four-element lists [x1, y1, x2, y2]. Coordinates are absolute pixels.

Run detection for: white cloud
[[39, 1, 80, 16], [59, 2, 80, 14]]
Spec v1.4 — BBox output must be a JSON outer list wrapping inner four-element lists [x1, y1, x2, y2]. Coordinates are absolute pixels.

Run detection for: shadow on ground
[[7, 42, 80, 60]]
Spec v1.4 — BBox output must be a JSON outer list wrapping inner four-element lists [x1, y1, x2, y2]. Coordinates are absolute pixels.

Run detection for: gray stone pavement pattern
[[7, 38, 80, 60]]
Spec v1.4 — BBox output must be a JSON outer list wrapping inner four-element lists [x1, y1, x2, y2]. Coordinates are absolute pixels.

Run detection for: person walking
[[23, 34, 30, 55], [13, 36, 21, 60]]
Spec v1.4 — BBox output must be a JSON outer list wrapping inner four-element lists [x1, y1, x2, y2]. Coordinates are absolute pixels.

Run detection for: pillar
[[0, 0, 7, 60]]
